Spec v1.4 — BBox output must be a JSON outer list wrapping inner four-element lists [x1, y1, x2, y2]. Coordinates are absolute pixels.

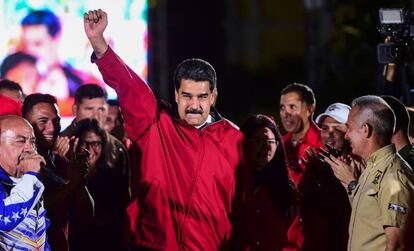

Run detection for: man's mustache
[[185, 109, 202, 115]]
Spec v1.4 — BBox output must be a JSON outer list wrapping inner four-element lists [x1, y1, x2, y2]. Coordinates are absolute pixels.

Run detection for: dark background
[[146, 0, 414, 130]]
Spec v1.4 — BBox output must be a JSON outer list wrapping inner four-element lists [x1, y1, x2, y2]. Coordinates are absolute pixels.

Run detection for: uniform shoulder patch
[[388, 203, 407, 214]]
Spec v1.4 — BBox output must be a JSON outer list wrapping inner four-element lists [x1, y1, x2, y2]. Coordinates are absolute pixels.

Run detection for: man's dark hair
[[22, 93, 57, 118], [352, 95, 395, 141], [173, 58, 217, 91], [74, 84, 108, 105], [381, 95, 409, 135], [0, 52, 37, 78], [0, 79, 23, 93], [281, 83, 316, 106], [21, 9, 61, 37]]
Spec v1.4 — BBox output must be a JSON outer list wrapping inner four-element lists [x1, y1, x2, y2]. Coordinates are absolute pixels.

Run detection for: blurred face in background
[[74, 98, 108, 128], [248, 126, 278, 170], [320, 116, 348, 150], [280, 92, 313, 134], [80, 131, 102, 169], [22, 24, 60, 67], [104, 105, 119, 133]]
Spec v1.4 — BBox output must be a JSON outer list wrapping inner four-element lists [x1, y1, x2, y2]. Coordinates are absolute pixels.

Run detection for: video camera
[[377, 8, 414, 64]]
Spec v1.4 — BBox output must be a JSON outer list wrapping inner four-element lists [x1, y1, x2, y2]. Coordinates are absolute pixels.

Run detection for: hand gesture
[[325, 155, 356, 188], [53, 136, 71, 159], [67, 147, 89, 186], [17, 151, 46, 176], [84, 9, 108, 58], [302, 147, 323, 167]]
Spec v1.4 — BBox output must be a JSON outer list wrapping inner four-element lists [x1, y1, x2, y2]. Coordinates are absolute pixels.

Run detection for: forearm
[[90, 35, 108, 59], [95, 47, 157, 141]]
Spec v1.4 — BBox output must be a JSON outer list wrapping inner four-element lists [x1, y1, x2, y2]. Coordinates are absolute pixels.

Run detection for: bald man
[[0, 116, 50, 250]]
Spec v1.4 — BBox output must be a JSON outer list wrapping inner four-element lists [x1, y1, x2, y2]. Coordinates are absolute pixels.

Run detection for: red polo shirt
[[282, 122, 322, 251], [282, 122, 322, 187]]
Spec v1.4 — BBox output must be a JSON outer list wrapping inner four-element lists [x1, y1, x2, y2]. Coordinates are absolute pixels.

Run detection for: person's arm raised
[[84, 9, 157, 143], [84, 9, 109, 59]]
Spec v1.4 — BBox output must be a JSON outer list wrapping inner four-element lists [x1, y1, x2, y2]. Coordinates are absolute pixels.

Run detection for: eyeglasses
[[252, 138, 279, 148], [80, 140, 102, 150]]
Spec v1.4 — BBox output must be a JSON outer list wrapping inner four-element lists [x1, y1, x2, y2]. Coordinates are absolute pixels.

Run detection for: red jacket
[[94, 48, 244, 250]]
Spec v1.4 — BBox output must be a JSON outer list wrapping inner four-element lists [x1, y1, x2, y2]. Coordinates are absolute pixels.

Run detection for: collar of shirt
[[283, 121, 321, 146], [366, 144, 396, 169], [195, 114, 213, 129]]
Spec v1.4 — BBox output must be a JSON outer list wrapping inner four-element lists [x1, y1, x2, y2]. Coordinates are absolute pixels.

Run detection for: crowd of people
[[1, 8, 414, 251]]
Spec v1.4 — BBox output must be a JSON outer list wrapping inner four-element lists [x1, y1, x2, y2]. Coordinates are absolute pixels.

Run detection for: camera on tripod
[[377, 8, 414, 64]]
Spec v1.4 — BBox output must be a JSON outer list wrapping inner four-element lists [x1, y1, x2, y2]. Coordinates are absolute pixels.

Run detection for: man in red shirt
[[279, 83, 322, 187], [279, 83, 322, 250], [84, 9, 243, 251]]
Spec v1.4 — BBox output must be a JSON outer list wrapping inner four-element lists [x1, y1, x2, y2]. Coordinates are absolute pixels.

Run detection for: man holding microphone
[[0, 115, 49, 250]]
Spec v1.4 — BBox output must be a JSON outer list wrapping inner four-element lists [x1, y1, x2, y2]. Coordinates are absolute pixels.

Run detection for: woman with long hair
[[69, 118, 128, 251], [231, 114, 296, 251]]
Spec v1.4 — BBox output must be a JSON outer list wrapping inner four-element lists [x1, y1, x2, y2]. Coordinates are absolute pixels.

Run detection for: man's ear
[[211, 88, 217, 106], [307, 104, 315, 117], [175, 89, 179, 103], [363, 123, 373, 138], [72, 104, 77, 117]]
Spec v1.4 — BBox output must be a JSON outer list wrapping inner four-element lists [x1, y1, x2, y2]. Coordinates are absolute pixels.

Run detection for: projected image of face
[[1, 1, 149, 115], [22, 24, 60, 68]]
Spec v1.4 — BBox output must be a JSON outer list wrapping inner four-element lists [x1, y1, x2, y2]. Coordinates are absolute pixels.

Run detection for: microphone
[[41, 162, 69, 185], [18, 152, 69, 185]]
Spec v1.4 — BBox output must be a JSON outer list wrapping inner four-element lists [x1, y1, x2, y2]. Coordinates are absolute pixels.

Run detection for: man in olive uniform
[[345, 95, 414, 251]]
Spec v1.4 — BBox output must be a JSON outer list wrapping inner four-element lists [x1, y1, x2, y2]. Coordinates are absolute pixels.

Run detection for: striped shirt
[[0, 167, 50, 250]]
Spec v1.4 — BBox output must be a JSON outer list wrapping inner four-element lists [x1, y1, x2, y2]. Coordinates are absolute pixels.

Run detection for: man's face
[[320, 116, 348, 150], [22, 25, 58, 67], [175, 79, 215, 127], [74, 98, 108, 128], [104, 105, 119, 133], [249, 126, 278, 170], [345, 108, 365, 157], [27, 102, 61, 148], [280, 92, 312, 134], [0, 119, 36, 177]]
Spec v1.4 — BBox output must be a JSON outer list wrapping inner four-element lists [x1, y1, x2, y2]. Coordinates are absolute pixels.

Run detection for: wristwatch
[[347, 180, 358, 195]]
